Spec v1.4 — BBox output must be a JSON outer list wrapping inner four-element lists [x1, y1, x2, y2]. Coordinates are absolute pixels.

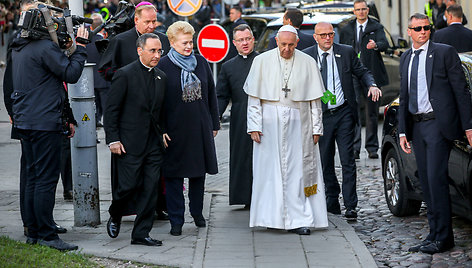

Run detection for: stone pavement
[[0, 83, 377, 267]]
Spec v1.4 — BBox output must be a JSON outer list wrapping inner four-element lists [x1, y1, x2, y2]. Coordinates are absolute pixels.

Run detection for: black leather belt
[[412, 112, 435, 122], [324, 102, 348, 115]]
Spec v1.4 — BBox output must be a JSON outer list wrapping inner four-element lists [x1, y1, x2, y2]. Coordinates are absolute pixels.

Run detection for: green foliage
[[0, 236, 100, 268]]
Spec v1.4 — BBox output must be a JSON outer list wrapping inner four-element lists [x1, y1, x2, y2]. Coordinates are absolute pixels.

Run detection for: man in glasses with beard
[[399, 13, 472, 254]]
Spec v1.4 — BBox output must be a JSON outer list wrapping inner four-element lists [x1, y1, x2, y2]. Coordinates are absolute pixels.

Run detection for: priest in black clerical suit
[[217, 24, 258, 207], [104, 33, 166, 246], [98, 3, 170, 81]]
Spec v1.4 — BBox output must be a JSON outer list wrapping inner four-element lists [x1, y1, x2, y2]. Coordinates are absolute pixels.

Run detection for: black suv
[[381, 53, 472, 221]]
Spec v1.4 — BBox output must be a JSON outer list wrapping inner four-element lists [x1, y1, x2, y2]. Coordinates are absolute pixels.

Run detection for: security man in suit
[[225, 5, 248, 61], [303, 22, 381, 220], [432, 4, 472, 53], [339, 0, 389, 159], [267, 8, 316, 51], [104, 33, 167, 246], [399, 13, 472, 254]]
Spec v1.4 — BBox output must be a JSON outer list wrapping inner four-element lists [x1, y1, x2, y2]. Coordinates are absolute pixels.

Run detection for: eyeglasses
[[354, 8, 368, 12], [316, 32, 335, 39], [234, 37, 253, 43], [408, 25, 432, 32], [144, 48, 164, 55]]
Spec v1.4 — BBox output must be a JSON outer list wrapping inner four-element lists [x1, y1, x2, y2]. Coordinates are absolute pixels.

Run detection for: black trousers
[[353, 81, 379, 153], [108, 139, 163, 239], [60, 136, 72, 193], [412, 119, 454, 243], [165, 176, 205, 226], [19, 144, 27, 227], [18, 129, 62, 241], [319, 105, 358, 211]]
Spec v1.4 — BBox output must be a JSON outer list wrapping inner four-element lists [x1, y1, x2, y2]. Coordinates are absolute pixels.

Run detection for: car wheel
[[383, 149, 421, 216]]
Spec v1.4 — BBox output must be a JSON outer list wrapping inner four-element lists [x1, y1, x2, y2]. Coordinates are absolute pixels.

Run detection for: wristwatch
[[371, 83, 378, 88]]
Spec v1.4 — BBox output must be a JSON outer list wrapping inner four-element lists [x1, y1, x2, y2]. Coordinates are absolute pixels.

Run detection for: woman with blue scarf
[[157, 21, 220, 236]]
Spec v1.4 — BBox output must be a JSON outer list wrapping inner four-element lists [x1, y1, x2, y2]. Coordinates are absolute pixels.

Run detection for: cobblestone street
[[350, 161, 472, 267]]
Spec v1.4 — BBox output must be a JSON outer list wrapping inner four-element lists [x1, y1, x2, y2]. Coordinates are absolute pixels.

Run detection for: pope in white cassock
[[244, 25, 328, 235]]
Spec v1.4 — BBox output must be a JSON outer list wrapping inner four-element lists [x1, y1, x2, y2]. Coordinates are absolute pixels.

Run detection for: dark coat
[[302, 43, 375, 124], [225, 18, 248, 61], [216, 51, 258, 205], [157, 54, 220, 178], [435, 13, 468, 30], [104, 60, 167, 156], [398, 41, 472, 141], [339, 18, 389, 87], [86, 33, 111, 89], [267, 29, 316, 51], [11, 38, 87, 131], [432, 23, 472, 53], [98, 27, 170, 81]]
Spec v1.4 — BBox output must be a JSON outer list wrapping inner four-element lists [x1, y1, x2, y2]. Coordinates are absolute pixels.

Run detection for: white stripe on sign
[[202, 39, 225, 49]]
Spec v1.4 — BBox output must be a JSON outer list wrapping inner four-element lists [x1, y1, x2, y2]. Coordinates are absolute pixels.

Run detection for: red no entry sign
[[197, 24, 230, 63]]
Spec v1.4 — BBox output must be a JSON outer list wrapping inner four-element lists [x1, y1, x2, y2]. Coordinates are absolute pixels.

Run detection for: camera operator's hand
[[76, 25, 89, 47]]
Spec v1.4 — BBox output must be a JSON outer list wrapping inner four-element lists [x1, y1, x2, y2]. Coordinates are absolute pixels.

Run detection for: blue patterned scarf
[[167, 48, 202, 102]]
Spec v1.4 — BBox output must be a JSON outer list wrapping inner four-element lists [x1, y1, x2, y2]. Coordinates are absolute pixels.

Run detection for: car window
[[247, 19, 269, 43], [461, 60, 472, 101]]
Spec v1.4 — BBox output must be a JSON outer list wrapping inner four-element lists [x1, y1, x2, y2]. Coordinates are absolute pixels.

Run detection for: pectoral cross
[[282, 86, 291, 97]]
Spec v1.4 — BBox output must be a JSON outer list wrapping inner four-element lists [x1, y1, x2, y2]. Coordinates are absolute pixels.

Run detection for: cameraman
[[11, 6, 88, 250]]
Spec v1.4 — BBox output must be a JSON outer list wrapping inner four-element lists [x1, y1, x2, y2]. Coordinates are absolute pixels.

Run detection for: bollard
[[68, 63, 101, 227]]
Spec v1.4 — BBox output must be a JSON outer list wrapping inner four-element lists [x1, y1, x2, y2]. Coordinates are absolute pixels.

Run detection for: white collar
[[449, 22, 462, 25], [356, 19, 368, 29], [317, 45, 334, 58], [412, 40, 430, 54], [139, 59, 154, 71]]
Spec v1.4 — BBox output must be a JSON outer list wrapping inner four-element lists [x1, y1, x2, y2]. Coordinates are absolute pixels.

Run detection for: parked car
[[381, 53, 472, 221]]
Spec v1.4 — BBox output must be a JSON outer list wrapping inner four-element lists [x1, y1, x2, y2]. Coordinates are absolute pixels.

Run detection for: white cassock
[[244, 48, 328, 230]]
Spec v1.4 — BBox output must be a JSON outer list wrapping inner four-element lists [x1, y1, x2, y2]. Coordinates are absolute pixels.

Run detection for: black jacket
[[398, 42, 472, 141], [339, 18, 389, 87], [104, 60, 167, 156], [98, 27, 170, 81], [11, 38, 87, 131], [267, 29, 316, 51], [302, 43, 375, 123], [432, 23, 472, 53]]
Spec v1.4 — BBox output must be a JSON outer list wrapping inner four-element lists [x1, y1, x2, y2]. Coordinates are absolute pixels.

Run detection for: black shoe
[[193, 216, 206, 227], [368, 151, 379, 159], [344, 209, 358, 220], [327, 207, 341, 215], [354, 150, 360, 159], [170, 225, 182, 236], [55, 225, 67, 234], [408, 239, 432, 252], [131, 237, 163, 246], [38, 238, 78, 251], [63, 191, 73, 201], [26, 237, 37, 245], [155, 210, 169, 221], [419, 240, 455, 254], [288, 227, 311, 235], [106, 217, 121, 238]]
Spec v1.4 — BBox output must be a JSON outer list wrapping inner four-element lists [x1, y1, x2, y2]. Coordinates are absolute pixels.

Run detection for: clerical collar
[[238, 50, 254, 59], [139, 59, 154, 72], [136, 27, 143, 37]]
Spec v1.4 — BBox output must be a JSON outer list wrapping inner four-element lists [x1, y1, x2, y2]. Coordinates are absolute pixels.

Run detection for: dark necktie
[[321, 52, 329, 89], [409, 49, 423, 114], [356, 25, 363, 53]]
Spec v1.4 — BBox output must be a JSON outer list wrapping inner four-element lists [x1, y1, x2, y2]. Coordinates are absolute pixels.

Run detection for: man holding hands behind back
[[104, 33, 166, 246], [399, 13, 472, 254]]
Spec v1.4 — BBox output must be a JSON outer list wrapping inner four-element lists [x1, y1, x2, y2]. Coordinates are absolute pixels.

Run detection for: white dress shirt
[[356, 19, 368, 42], [317, 46, 344, 109], [408, 40, 433, 114]]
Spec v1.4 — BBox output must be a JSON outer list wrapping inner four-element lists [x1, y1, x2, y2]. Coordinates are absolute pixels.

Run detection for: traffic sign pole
[[211, 19, 219, 84], [197, 23, 230, 83]]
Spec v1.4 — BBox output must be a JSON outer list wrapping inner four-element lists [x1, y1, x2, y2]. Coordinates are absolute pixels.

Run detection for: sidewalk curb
[[329, 215, 377, 267], [192, 193, 212, 268]]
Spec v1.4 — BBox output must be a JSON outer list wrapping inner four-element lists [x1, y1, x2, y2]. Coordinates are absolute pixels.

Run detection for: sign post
[[197, 22, 230, 83]]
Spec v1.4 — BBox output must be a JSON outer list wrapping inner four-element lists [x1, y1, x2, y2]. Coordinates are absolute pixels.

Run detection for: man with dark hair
[[399, 13, 472, 254], [225, 5, 248, 61], [433, 4, 472, 52], [104, 33, 166, 246], [434, 0, 467, 30], [339, 0, 388, 159], [217, 24, 258, 208], [11, 6, 88, 250], [98, 2, 170, 81], [267, 8, 315, 50]]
